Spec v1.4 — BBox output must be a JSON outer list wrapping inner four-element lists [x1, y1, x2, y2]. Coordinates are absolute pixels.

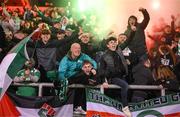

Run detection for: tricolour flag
[[0, 30, 37, 100], [86, 88, 180, 117]]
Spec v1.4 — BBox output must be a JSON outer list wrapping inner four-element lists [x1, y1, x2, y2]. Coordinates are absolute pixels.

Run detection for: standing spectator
[[117, 32, 135, 83], [23, 7, 34, 21], [99, 37, 131, 117], [124, 7, 152, 102], [160, 15, 176, 46], [58, 43, 97, 114], [78, 33, 98, 59], [1, 3, 21, 33], [27, 29, 75, 95], [13, 59, 40, 96], [61, 16, 69, 30], [33, 5, 61, 26], [125, 7, 150, 60], [158, 44, 177, 69]]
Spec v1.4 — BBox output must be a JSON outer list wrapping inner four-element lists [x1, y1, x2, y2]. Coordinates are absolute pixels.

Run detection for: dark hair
[[119, 33, 127, 37], [41, 29, 51, 35], [82, 60, 92, 66], [128, 15, 137, 26], [105, 36, 117, 45], [129, 15, 137, 21], [57, 30, 65, 34]]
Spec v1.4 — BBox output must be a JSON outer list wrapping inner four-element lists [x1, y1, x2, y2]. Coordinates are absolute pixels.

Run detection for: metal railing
[[12, 83, 166, 96]]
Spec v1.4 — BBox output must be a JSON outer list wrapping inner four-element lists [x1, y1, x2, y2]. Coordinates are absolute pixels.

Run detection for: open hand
[[33, 5, 39, 12], [102, 82, 109, 88], [91, 69, 97, 75], [131, 25, 136, 31]]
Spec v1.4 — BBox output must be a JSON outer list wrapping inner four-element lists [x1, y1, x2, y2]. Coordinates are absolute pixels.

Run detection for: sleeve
[[140, 9, 150, 30], [58, 57, 68, 80], [98, 56, 109, 83], [171, 20, 176, 37], [37, 11, 53, 25], [2, 7, 11, 18], [13, 70, 25, 82]]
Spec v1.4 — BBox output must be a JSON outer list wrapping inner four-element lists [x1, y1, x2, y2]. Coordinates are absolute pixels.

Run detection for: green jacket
[[14, 68, 40, 96]]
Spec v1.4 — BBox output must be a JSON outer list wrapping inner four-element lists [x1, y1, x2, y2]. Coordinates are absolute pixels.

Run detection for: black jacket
[[125, 9, 150, 59], [99, 47, 128, 83]]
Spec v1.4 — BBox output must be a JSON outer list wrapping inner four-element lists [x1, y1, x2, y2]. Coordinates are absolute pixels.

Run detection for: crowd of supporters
[[0, 4, 180, 116]]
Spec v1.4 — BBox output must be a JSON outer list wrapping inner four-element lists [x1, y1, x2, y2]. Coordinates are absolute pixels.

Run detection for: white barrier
[[12, 83, 166, 96]]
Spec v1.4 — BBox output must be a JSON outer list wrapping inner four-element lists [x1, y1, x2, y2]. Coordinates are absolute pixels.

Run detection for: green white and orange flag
[[86, 88, 180, 117], [0, 30, 37, 100]]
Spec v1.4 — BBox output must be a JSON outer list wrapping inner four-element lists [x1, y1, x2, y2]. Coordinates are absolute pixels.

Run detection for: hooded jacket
[[58, 52, 97, 80]]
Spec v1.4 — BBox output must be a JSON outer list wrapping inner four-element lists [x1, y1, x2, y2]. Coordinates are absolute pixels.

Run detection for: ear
[[106, 43, 110, 48], [82, 66, 85, 71]]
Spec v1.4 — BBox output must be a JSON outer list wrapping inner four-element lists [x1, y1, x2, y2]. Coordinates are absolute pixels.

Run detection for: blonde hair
[[157, 65, 176, 80]]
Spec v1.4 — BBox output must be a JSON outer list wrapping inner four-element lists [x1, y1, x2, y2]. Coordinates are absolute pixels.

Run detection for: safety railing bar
[[12, 83, 166, 96]]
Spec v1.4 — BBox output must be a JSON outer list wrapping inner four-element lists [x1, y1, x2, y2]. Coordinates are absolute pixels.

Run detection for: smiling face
[[118, 34, 127, 44], [70, 43, 81, 59], [41, 34, 51, 44], [106, 39, 118, 51], [80, 35, 90, 44], [82, 62, 93, 75]]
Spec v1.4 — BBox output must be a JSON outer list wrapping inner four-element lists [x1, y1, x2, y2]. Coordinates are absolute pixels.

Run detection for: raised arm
[[34, 5, 54, 25], [2, 3, 11, 18], [139, 7, 150, 30]]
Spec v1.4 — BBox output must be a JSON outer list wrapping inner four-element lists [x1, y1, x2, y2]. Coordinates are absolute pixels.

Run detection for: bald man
[[58, 43, 97, 81], [58, 43, 97, 114]]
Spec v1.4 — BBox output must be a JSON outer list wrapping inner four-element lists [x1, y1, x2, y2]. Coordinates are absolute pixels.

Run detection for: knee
[[121, 82, 129, 91]]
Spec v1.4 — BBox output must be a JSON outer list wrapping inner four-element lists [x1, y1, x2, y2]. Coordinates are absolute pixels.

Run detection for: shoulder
[[61, 55, 69, 61], [81, 53, 90, 58]]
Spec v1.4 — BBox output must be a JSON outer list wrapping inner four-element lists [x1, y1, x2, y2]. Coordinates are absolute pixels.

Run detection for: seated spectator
[[58, 43, 97, 115], [99, 37, 131, 117], [13, 59, 40, 96]]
